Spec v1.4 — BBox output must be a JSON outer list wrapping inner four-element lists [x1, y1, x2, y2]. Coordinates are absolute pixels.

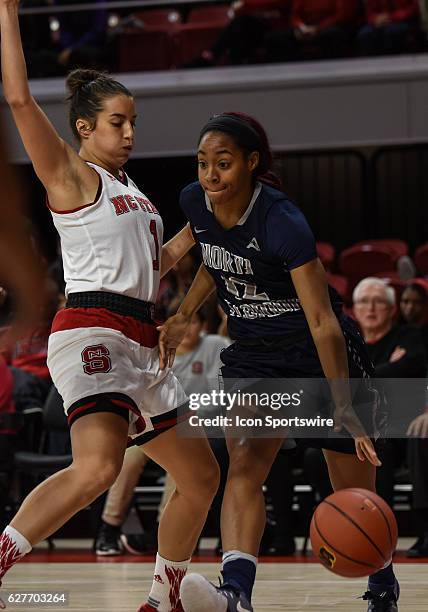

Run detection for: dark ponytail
[[66, 69, 132, 140]]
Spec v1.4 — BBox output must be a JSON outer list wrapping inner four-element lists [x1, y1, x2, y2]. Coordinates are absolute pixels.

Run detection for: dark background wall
[[17, 143, 428, 263]]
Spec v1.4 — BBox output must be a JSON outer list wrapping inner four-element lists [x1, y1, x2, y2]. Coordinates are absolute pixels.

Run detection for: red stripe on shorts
[[67, 401, 96, 425], [153, 409, 192, 430], [110, 398, 146, 431], [51, 307, 158, 348]]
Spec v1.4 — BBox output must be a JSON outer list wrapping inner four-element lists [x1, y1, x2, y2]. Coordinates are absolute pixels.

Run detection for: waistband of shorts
[[66, 291, 155, 323], [232, 329, 310, 348]]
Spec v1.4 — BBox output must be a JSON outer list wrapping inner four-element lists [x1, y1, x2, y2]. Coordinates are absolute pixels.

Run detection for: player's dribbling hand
[[157, 312, 191, 370], [354, 437, 381, 466], [407, 413, 428, 438], [333, 403, 381, 466]]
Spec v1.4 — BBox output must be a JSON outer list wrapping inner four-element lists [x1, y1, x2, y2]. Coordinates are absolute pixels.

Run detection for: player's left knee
[[228, 446, 271, 485], [178, 459, 220, 509], [72, 457, 123, 499]]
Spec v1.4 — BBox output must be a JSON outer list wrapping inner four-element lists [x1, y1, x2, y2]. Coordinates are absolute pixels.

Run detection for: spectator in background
[[19, 0, 57, 79], [353, 277, 426, 506], [399, 280, 428, 557], [420, 0, 428, 34], [400, 281, 428, 351], [303, 276, 427, 538], [357, 0, 420, 56], [156, 249, 199, 321], [8, 278, 60, 414], [27, 0, 109, 77], [265, 0, 359, 62], [184, 0, 291, 68], [56, 0, 109, 71]]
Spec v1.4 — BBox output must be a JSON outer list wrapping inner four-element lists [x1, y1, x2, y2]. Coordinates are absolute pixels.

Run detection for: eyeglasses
[[354, 298, 390, 309]]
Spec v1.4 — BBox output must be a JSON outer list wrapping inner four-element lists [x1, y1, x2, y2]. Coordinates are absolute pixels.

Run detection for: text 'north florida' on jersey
[[179, 181, 342, 339]]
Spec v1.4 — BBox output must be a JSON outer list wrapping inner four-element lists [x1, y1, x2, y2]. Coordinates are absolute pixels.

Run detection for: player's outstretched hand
[[157, 312, 191, 370], [333, 403, 381, 466]]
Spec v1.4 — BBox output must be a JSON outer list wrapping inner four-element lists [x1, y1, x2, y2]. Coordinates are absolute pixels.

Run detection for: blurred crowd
[[1, 228, 427, 558], [14, 0, 428, 76]]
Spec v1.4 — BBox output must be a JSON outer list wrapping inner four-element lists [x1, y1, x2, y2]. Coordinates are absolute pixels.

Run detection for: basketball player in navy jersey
[[0, 2, 220, 610], [158, 113, 399, 612]]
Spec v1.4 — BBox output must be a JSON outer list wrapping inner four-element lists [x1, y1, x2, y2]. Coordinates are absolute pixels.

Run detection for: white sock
[[147, 553, 190, 611], [222, 550, 258, 567], [0, 526, 32, 581]]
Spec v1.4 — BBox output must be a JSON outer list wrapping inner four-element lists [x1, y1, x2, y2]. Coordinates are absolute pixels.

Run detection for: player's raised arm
[[0, 0, 95, 207], [291, 258, 380, 466], [160, 223, 195, 278], [157, 264, 216, 369]]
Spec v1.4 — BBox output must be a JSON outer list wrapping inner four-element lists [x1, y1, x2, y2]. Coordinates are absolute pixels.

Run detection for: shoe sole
[[180, 574, 227, 612], [95, 548, 122, 556], [120, 535, 147, 556]]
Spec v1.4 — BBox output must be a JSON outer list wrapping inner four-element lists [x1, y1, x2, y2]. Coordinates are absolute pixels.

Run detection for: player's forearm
[[309, 315, 352, 407], [160, 224, 195, 278], [177, 264, 216, 318], [0, 3, 31, 106]]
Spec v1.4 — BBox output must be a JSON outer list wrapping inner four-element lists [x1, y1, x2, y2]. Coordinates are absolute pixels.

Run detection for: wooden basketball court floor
[[3, 539, 427, 611]]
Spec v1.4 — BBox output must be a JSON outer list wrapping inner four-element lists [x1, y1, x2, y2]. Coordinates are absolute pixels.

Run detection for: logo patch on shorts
[[81, 344, 112, 375]]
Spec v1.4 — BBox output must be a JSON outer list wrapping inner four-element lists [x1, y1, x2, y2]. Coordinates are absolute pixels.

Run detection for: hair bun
[[66, 69, 105, 96]]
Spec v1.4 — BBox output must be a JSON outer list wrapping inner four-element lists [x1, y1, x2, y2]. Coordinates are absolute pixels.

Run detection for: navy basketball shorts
[[220, 316, 383, 455], [48, 306, 189, 446]]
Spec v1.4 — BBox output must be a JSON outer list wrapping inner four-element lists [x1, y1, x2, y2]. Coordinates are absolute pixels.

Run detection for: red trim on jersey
[[51, 307, 158, 348], [46, 169, 103, 214]]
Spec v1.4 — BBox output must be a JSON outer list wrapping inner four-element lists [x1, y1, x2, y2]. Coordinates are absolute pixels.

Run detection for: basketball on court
[[310, 488, 398, 578]]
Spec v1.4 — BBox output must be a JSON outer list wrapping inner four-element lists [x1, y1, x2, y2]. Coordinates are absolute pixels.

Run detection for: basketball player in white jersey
[[0, 2, 220, 610]]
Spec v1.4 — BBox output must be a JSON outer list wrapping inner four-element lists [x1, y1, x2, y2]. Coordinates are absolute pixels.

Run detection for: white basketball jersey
[[49, 163, 163, 303]]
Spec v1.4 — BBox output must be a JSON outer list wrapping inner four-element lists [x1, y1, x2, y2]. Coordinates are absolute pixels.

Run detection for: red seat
[[316, 242, 335, 271], [175, 6, 232, 65], [134, 9, 182, 28], [116, 9, 182, 72], [414, 243, 428, 275], [117, 28, 174, 71], [354, 239, 408, 261], [187, 5, 233, 24], [175, 22, 229, 66], [372, 271, 407, 302], [339, 244, 396, 287], [410, 277, 428, 293]]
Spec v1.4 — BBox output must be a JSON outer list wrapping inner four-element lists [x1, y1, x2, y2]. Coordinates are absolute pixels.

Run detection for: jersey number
[[82, 344, 112, 375], [150, 220, 160, 271], [222, 276, 269, 301]]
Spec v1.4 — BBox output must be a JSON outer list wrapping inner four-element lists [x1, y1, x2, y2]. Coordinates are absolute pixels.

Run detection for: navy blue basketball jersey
[[179, 181, 342, 339]]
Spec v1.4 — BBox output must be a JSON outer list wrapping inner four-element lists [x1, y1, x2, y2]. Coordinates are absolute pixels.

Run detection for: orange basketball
[[310, 488, 398, 578]]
